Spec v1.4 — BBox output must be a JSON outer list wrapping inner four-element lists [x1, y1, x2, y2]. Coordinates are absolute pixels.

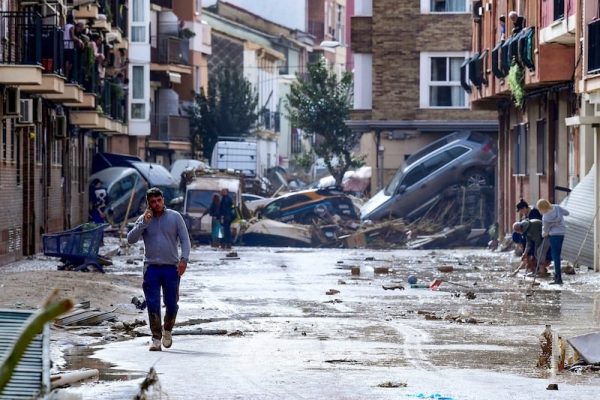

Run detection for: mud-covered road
[[57, 245, 600, 399]]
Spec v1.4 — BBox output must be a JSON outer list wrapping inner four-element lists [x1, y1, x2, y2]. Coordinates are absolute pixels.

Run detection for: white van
[[182, 173, 243, 242], [210, 141, 257, 176]]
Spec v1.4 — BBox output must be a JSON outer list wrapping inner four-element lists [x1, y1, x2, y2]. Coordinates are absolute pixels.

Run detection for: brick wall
[[371, 0, 496, 121]]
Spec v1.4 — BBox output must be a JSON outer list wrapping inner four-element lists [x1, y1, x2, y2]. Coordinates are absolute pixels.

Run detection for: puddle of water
[[62, 344, 146, 382]]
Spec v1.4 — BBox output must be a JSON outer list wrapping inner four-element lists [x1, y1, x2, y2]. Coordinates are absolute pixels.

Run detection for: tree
[[186, 65, 259, 159], [285, 57, 361, 186]]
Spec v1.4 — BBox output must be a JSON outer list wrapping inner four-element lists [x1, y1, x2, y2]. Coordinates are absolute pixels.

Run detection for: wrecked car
[[182, 172, 243, 243], [361, 130, 496, 221], [258, 188, 359, 225], [89, 167, 147, 224]]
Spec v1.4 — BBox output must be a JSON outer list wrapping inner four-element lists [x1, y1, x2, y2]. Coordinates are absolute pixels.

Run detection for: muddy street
[[58, 245, 600, 399]]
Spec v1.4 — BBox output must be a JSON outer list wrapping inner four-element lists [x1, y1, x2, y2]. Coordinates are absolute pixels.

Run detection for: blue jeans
[[549, 235, 564, 283], [143, 264, 180, 339]]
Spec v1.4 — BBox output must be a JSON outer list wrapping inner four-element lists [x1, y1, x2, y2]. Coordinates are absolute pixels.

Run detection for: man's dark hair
[[516, 198, 529, 211], [146, 187, 164, 199]]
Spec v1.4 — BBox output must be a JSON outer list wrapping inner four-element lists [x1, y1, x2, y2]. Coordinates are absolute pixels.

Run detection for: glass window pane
[[451, 86, 466, 106], [430, 57, 447, 81], [431, 0, 466, 12], [131, 103, 145, 119], [131, 27, 145, 43], [449, 57, 464, 81], [430, 86, 452, 106], [132, 0, 144, 22], [132, 66, 144, 99]]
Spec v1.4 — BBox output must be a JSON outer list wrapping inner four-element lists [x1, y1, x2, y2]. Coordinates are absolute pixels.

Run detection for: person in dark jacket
[[202, 193, 221, 247], [512, 219, 550, 276], [516, 198, 542, 220], [218, 188, 235, 249]]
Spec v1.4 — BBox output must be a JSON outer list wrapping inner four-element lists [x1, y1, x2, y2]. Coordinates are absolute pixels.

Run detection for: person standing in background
[[536, 198, 569, 285]]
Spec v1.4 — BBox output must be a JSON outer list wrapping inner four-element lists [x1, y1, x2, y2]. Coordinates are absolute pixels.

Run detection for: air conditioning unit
[[4, 87, 20, 115], [55, 115, 67, 139], [18, 99, 33, 124]]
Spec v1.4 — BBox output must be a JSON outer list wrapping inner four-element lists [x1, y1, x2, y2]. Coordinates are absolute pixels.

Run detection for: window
[[512, 123, 528, 175], [553, 0, 565, 20], [420, 53, 469, 108], [335, 4, 344, 44], [131, 65, 146, 120], [131, 0, 146, 43], [421, 0, 468, 13], [536, 119, 546, 175]]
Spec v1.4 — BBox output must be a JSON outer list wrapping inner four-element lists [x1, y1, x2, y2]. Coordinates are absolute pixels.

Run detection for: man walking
[[127, 187, 191, 351]]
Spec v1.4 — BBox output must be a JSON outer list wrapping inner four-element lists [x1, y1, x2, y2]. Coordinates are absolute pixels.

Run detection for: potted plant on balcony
[[508, 60, 525, 108]]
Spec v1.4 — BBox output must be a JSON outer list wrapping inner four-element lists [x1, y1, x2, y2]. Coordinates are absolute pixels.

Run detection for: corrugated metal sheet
[[0, 309, 50, 400], [562, 164, 595, 268]]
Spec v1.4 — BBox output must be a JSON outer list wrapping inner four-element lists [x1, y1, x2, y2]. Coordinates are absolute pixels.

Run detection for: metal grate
[[0, 309, 50, 399]]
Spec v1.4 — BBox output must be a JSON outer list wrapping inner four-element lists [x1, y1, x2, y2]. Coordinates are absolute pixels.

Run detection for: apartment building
[[466, 1, 580, 251], [0, 0, 129, 264], [567, 0, 600, 270], [145, 0, 211, 165], [349, 0, 497, 194]]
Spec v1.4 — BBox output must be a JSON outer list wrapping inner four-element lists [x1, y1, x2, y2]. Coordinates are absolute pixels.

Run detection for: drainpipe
[[375, 130, 384, 191]]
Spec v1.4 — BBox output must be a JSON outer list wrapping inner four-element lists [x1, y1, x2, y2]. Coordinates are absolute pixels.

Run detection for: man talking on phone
[[127, 187, 191, 351]]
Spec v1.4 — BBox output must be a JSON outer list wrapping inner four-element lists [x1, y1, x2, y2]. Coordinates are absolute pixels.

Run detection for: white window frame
[[419, 51, 470, 109], [420, 0, 470, 13], [130, 0, 148, 43], [130, 64, 148, 120]]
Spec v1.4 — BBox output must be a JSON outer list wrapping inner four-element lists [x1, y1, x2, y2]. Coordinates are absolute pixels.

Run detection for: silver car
[[361, 131, 496, 221], [89, 167, 147, 224]]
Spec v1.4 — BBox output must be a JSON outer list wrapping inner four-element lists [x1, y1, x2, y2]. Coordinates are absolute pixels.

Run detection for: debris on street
[[51, 369, 99, 389], [567, 332, 600, 364]]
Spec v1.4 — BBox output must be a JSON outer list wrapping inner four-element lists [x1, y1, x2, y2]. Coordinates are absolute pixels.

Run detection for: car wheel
[[464, 169, 490, 187]]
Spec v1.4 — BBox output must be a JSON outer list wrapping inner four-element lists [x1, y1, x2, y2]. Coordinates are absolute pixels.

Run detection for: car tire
[[464, 169, 490, 187]]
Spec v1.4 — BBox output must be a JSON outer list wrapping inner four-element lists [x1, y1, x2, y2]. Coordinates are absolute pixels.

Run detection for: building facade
[[349, 0, 497, 194], [0, 0, 129, 264], [467, 1, 578, 245]]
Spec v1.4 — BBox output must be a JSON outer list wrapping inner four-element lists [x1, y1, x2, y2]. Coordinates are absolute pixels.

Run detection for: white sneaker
[[149, 338, 162, 351], [162, 329, 173, 348]]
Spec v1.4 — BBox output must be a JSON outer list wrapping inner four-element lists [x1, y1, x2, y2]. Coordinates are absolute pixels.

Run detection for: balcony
[[110, 0, 127, 38], [152, 113, 190, 142], [0, 11, 43, 85], [540, 0, 576, 44], [259, 109, 281, 133], [99, 79, 126, 122], [22, 24, 66, 94], [157, 36, 189, 65]]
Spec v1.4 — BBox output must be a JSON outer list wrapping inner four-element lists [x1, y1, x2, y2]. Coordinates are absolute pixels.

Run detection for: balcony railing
[[109, 0, 127, 36], [155, 36, 190, 65], [41, 25, 64, 75], [70, 45, 98, 93], [152, 113, 190, 142], [589, 20, 600, 74], [0, 11, 41, 66], [100, 79, 126, 122]]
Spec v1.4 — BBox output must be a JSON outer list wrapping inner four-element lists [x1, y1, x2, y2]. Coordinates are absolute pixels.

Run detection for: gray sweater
[[542, 204, 569, 237], [127, 208, 191, 266]]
